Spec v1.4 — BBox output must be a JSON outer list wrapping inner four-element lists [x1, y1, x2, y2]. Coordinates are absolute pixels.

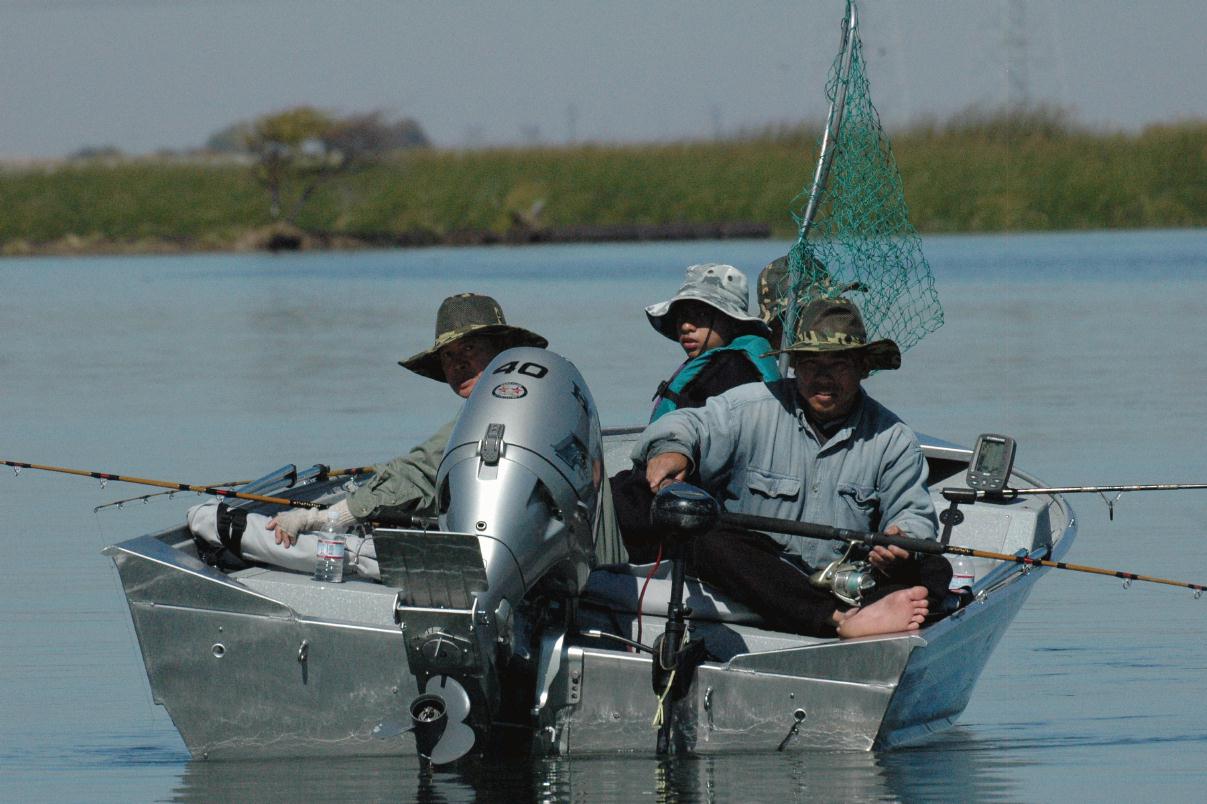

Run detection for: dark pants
[[609, 468, 664, 564], [687, 525, 954, 638]]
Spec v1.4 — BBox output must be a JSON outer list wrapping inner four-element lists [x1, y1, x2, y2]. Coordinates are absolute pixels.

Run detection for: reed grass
[[3, 112, 1205, 254]]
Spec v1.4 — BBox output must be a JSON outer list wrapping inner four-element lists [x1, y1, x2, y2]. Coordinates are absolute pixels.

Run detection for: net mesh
[[781, 5, 942, 354]]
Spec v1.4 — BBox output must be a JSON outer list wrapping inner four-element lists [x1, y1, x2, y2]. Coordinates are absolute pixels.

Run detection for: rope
[[650, 631, 690, 729]]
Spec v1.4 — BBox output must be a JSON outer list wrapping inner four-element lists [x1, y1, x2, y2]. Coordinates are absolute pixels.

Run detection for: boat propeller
[[371, 675, 477, 765], [411, 676, 476, 765]]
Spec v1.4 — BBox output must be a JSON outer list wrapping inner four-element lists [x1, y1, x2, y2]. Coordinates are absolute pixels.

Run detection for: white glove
[[267, 499, 356, 546]]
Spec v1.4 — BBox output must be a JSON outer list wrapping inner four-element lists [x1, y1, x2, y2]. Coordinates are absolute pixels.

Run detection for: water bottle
[[948, 554, 975, 592], [312, 509, 347, 583]]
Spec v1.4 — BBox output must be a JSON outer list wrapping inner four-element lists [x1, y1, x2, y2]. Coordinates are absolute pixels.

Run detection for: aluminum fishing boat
[[104, 347, 1075, 762]]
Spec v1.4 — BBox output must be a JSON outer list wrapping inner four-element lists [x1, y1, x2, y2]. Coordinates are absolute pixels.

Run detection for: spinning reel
[[808, 542, 876, 606]]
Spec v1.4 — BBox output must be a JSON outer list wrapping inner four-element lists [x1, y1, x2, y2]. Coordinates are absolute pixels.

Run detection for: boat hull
[[107, 534, 417, 760], [104, 438, 1075, 759]]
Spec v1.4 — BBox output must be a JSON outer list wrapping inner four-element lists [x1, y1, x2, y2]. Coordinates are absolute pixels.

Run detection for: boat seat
[[583, 562, 767, 626]]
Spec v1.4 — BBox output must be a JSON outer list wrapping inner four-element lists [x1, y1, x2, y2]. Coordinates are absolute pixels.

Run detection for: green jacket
[[345, 419, 456, 520]]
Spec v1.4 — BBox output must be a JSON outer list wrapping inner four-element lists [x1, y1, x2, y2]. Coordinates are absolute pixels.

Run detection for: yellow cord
[[650, 633, 689, 728]]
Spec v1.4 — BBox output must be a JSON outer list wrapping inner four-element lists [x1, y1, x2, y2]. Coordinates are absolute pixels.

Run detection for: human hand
[[645, 452, 690, 493], [868, 525, 912, 573], [266, 507, 322, 548]]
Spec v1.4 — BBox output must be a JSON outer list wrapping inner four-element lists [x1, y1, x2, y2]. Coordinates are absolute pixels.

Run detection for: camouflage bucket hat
[[645, 263, 769, 341], [757, 256, 792, 324], [757, 254, 861, 324], [399, 292, 548, 382], [768, 296, 901, 371]]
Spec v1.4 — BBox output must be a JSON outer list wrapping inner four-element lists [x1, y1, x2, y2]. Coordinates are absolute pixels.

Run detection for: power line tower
[[1003, 0, 1031, 108]]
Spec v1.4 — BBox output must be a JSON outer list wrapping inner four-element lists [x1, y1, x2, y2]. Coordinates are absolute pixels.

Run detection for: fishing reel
[[808, 542, 876, 606]]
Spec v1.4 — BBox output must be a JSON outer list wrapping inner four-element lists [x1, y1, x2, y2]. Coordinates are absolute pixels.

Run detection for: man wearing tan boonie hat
[[632, 295, 952, 639], [266, 292, 547, 546]]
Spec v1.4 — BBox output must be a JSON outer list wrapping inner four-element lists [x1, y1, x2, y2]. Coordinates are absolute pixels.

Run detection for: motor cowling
[[437, 346, 603, 610]]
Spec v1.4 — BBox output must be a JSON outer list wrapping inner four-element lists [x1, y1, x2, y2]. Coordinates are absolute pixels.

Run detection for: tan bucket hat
[[767, 296, 901, 371], [399, 292, 548, 381]]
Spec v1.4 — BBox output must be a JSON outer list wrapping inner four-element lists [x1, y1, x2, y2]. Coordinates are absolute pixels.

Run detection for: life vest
[[650, 334, 780, 422]]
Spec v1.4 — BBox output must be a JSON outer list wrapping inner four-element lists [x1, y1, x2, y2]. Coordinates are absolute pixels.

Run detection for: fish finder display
[[966, 433, 1016, 492]]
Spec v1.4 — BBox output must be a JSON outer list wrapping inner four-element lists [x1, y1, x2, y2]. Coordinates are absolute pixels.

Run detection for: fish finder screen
[[975, 439, 1006, 473], [967, 433, 1016, 492]]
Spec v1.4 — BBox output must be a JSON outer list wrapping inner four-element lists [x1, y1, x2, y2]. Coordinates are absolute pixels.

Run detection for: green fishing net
[[781, 5, 943, 354]]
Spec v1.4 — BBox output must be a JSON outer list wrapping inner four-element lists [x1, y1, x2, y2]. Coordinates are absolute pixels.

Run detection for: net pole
[[799, 0, 857, 242], [780, 0, 858, 373]]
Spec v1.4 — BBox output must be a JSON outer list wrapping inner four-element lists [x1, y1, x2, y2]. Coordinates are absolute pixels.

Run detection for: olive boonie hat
[[768, 296, 901, 371], [645, 263, 769, 340], [400, 292, 548, 382]]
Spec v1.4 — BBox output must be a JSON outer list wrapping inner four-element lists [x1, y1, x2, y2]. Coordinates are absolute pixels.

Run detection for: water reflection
[[170, 729, 1022, 802]]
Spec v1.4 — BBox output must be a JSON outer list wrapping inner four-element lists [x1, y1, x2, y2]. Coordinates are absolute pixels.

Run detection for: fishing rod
[[943, 433, 1207, 523], [91, 465, 377, 512], [0, 458, 339, 510], [962, 483, 1207, 497], [943, 483, 1207, 521], [720, 511, 1207, 595], [95, 481, 251, 511]]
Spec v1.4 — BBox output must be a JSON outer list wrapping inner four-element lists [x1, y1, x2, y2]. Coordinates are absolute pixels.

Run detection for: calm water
[[3, 230, 1207, 802]]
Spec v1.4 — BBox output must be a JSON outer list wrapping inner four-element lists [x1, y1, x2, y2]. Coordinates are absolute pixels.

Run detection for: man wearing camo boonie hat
[[768, 295, 901, 372], [633, 293, 950, 639]]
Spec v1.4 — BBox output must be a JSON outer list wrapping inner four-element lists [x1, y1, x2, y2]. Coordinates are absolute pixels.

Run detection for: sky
[[2, 0, 1206, 159]]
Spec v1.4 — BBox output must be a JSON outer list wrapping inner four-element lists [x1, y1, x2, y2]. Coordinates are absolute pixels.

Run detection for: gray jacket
[[634, 380, 938, 568], [345, 419, 456, 520]]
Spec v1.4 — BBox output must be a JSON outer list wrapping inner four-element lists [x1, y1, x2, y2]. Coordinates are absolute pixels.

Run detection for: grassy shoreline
[[3, 118, 1205, 256]]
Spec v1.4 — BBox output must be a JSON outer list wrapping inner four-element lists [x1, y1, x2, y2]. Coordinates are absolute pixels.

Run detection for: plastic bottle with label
[[312, 509, 346, 583], [948, 554, 975, 592]]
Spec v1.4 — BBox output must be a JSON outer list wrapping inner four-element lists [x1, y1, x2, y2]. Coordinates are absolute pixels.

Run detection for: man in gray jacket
[[638, 296, 948, 638]]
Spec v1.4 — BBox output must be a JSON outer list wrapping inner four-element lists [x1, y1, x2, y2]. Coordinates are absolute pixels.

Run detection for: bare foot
[[834, 586, 929, 639]]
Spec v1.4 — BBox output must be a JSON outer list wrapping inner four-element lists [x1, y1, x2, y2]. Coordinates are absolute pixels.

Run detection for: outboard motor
[[440, 346, 603, 605], [393, 347, 603, 762]]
